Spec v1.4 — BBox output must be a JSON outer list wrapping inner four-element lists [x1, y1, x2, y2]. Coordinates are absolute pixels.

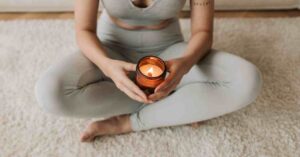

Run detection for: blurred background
[[0, 0, 300, 19]]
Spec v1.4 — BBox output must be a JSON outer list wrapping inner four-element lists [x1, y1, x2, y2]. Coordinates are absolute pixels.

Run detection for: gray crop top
[[100, 0, 186, 26]]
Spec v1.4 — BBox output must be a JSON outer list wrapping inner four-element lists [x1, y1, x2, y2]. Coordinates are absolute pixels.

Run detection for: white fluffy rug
[[0, 17, 299, 157]]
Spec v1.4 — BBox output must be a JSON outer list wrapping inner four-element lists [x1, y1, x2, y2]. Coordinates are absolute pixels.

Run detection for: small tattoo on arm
[[192, 0, 211, 7]]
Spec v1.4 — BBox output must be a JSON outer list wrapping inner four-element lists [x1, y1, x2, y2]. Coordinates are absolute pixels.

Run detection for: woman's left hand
[[148, 57, 192, 102]]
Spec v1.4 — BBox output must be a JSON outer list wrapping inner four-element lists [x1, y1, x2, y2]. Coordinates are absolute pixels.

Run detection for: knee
[[34, 71, 70, 116], [207, 50, 263, 108], [235, 63, 263, 108]]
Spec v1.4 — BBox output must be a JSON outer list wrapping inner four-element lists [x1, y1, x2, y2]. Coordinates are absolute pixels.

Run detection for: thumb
[[164, 60, 173, 72], [123, 62, 137, 72]]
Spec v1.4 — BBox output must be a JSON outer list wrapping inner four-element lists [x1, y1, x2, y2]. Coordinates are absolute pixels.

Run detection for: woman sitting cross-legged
[[35, 0, 262, 142]]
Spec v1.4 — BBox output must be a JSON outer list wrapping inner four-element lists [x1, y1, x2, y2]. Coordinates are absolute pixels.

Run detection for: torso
[[100, 0, 186, 30]]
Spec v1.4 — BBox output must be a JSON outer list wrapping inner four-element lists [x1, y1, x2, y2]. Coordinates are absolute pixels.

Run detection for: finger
[[151, 80, 179, 101], [117, 83, 144, 103], [149, 92, 167, 102], [125, 71, 130, 75], [148, 92, 165, 101], [118, 73, 150, 103], [149, 90, 171, 101], [121, 77, 148, 101], [155, 73, 176, 93], [164, 60, 173, 72], [165, 79, 180, 92], [147, 100, 155, 104], [144, 99, 154, 104], [123, 62, 137, 72], [153, 60, 174, 92]]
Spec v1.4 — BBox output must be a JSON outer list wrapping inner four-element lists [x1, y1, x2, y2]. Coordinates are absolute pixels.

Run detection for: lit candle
[[139, 64, 163, 77], [136, 56, 167, 94]]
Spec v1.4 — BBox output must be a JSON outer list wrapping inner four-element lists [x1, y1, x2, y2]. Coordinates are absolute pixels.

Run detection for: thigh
[[44, 45, 131, 88], [158, 41, 262, 103], [36, 45, 143, 118]]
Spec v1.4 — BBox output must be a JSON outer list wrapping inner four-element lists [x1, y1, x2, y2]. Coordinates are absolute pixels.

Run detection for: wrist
[[96, 57, 113, 71], [180, 55, 195, 74]]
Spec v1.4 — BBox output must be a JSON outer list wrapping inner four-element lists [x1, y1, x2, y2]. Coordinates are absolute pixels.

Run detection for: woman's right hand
[[101, 58, 150, 103]]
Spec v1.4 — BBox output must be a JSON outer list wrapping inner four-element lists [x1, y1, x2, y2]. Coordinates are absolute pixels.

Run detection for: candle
[[136, 56, 167, 94], [139, 64, 163, 77]]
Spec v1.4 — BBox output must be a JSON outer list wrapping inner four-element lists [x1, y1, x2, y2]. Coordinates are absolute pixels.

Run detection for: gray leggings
[[34, 12, 262, 131], [34, 45, 262, 131]]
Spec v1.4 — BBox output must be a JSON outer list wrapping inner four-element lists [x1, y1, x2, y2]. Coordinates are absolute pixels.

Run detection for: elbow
[[75, 29, 84, 47], [205, 30, 213, 48], [203, 31, 214, 50], [207, 32, 213, 49], [75, 29, 86, 42], [75, 28, 96, 43], [75, 29, 94, 52], [191, 29, 213, 48], [75, 33, 81, 47]]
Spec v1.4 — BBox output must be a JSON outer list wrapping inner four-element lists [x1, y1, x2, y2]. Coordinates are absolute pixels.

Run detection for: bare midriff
[[108, 14, 173, 30]]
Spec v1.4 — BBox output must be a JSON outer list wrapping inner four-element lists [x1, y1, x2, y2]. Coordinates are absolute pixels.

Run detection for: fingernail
[[157, 88, 165, 92]]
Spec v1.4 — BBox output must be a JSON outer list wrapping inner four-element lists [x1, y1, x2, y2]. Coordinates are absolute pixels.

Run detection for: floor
[[0, 10, 300, 20], [1, 15, 299, 157], [1, 10, 299, 157]]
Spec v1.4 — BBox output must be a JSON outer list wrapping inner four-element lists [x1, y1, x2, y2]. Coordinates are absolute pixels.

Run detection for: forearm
[[180, 0, 214, 71], [76, 30, 111, 69], [181, 31, 213, 69]]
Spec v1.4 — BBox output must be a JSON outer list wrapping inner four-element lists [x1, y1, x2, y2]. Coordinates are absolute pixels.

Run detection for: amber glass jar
[[135, 56, 167, 94]]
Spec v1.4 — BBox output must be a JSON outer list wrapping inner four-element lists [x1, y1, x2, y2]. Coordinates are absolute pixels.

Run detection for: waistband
[[102, 9, 176, 27]]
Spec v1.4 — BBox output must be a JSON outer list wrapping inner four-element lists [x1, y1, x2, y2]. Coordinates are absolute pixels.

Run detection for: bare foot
[[189, 121, 203, 128], [80, 114, 132, 142]]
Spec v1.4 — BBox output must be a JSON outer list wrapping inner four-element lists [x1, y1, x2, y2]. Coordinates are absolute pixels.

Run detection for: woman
[[35, 0, 262, 142]]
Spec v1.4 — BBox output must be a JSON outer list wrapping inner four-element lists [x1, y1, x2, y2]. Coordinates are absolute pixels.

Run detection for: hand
[[148, 57, 192, 102], [101, 59, 150, 103]]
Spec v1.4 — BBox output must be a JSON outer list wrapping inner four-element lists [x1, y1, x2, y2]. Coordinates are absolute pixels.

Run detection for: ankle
[[119, 114, 132, 133]]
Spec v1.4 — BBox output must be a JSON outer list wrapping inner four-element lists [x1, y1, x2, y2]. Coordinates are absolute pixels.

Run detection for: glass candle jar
[[136, 56, 167, 95]]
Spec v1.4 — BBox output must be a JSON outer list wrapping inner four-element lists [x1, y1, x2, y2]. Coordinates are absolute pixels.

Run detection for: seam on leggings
[[134, 103, 147, 113], [131, 104, 147, 129], [177, 80, 231, 90], [63, 67, 107, 97], [135, 111, 146, 128]]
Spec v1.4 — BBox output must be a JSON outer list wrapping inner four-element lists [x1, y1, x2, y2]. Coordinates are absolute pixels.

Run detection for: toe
[[80, 132, 95, 142], [190, 122, 201, 128]]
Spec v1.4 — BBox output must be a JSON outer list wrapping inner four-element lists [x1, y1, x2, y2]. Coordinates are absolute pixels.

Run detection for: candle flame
[[147, 67, 154, 74], [147, 67, 154, 77]]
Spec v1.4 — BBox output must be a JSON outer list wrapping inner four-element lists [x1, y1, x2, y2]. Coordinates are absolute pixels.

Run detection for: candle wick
[[147, 72, 152, 77]]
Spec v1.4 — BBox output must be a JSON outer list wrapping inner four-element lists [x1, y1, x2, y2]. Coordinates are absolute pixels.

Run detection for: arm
[[75, 0, 148, 103], [182, 0, 214, 70], [149, 0, 214, 101], [74, 0, 109, 69]]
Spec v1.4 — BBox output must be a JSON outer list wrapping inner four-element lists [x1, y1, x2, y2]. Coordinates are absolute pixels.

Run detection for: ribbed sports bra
[[100, 0, 186, 26]]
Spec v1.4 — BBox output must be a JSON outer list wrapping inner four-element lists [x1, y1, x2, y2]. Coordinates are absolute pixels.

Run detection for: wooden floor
[[0, 10, 300, 20]]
